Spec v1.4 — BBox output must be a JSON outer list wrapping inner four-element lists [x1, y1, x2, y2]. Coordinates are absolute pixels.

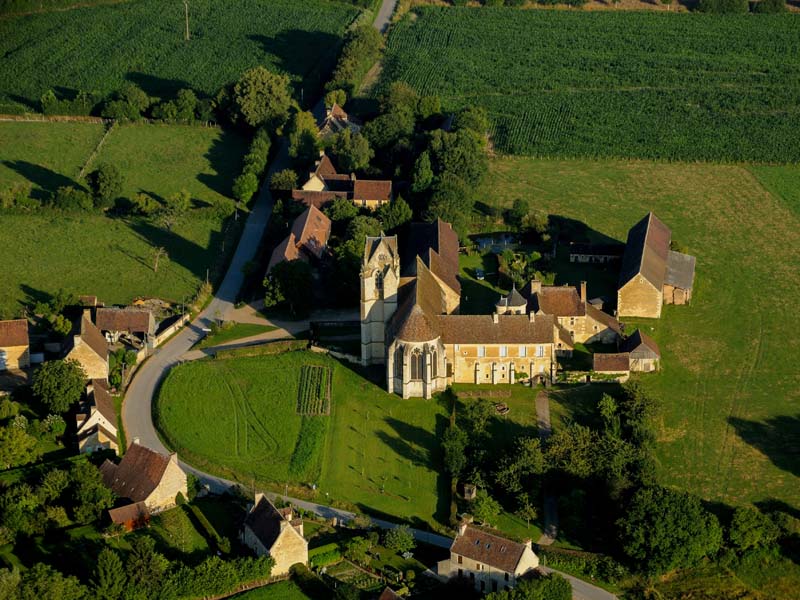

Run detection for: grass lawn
[[482, 156, 800, 511], [0, 0, 360, 111], [197, 322, 278, 349], [0, 121, 247, 317], [156, 351, 450, 529], [232, 581, 312, 599]]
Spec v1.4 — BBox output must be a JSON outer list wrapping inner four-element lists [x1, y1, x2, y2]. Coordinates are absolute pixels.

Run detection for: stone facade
[[242, 494, 308, 577], [144, 456, 188, 512], [361, 236, 400, 365], [0, 319, 30, 371]]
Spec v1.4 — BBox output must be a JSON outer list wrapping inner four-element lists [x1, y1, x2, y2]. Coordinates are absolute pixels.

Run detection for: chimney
[[580, 281, 587, 303], [530, 280, 542, 295], [458, 522, 468, 536], [492, 312, 499, 324], [529, 312, 535, 323], [350, 172, 356, 181], [523, 538, 532, 550], [133, 437, 140, 445]]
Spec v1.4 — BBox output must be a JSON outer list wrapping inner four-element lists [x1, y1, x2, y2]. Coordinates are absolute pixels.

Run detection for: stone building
[[438, 523, 539, 593], [241, 494, 308, 577], [0, 319, 30, 371], [267, 205, 331, 273], [76, 379, 118, 454], [100, 442, 187, 514], [592, 353, 631, 382], [291, 153, 392, 210], [64, 311, 108, 380], [319, 103, 362, 139], [618, 212, 696, 318], [95, 307, 155, 345], [621, 330, 661, 372]]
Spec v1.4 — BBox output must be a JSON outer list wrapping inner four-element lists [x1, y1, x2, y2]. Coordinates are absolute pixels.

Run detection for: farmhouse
[[76, 379, 118, 454], [361, 220, 589, 398], [0, 319, 30, 371], [99, 441, 187, 514], [95, 307, 155, 345], [64, 311, 108, 380], [241, 493, 308, 577], [621, 330, 661, 372], [292, 153, 392, 210], [617, 212, 696, 318], [438, 523, 539, 593], [319, 103, 361, 139], [267, 205, 331, 273]]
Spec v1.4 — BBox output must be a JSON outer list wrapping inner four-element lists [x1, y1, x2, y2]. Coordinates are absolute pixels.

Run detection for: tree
[[325, 197, 359, 223], [331, 129, 373, 173], [232, 66, 292, 129], [131, 192, 160, 215], [442, 425, 468, 477], [270, 169, 298, 193], [37, 469, 70, 504], [494, 437, 544, 494], [124, 536, 170, 600], [508, 198, 529, 230], [472, 491, 501, 525], [411, 151, 434, 193], [428, 128, 488, 187], [377, 196, 412, 231], [288, 111, 320, 168], [52, 186, 93, 211], [424, 174, 473, 235], [264, 260, 313, 317], [0, 568, 21, 600], [32, 359, 86, 413], [0, 426, 40, 470], [87, 163, 123, 210], [618, 486, 723, 574], [343, 536, 372, 565], [159, 189, 192, 230], [151, 246, 168, 273], [462, 399, 495, 440], [515, 493, 538, 529], [70, 461, 115, 524], [232, 171, 259, 204], [325, 89, 347, 108], [486, 572, 571, 600], [598, 394, 620, 438], [728, 507, 780, 552], [382, 525, 415, 553], [19, 564, 86, 600], [453, 106, 489, 137], [346, 215, 382, 242], [545, 423, 598, 479]]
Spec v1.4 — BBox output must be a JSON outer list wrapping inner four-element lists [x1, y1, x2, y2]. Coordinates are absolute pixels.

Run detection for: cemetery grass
[[0, 121, 247, 317], [482, 156, 800, 511], [0, 0, 360, 111]]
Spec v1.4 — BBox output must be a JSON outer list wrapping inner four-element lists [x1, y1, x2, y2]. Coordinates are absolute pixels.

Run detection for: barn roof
[[619, 212, 671, 290], [451, 525, 528, 574], [665, 250, 696, 291], [593, 353, 631, 373], [0, 319, 28, 347], [96, 308, 153, 334], [100, 443, 173, 503], [621, 330, 661, 359], [108, 501, 149, 525]]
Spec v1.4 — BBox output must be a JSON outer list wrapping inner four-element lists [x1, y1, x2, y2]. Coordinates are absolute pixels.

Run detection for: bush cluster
[[327, 24, 384, 97]]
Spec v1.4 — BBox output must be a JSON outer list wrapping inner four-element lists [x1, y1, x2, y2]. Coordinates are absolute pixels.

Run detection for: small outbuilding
[[621, 330, 661, 372], [95, 307, 156, 344], [0, 319, 30, 371], [592, 353, 631, 382], [241, 494, 308, 577], [108, 501, 150, 532]]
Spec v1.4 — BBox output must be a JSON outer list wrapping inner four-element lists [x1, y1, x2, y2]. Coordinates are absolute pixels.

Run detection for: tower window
[[410, 350, 424, 381], [375, 272, 384, 294]]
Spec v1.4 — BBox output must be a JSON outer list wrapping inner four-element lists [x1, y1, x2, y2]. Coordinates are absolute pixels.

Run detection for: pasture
[[482, 156, 800, 509], [382, 8, 800, 162], [0, 0, 360, 111], [0, 121, 246, 317]]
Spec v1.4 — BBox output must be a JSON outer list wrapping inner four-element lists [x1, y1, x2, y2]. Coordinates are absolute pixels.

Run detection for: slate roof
[[621, 330, 661, 359], [593, 353, 631, 372], [438, 314, 555, 345], [96, 308, 154, 335], [0, 319, 28, 347], [100, 444, 172, 503], [451, 525, 528, 574], [89, 379, 117, 424], [496, 286, 527, 309], [244, 496, 301, 551], [619, 212, 671, 289], [108, 501, 149, 525], [665, 250, 696, 290]]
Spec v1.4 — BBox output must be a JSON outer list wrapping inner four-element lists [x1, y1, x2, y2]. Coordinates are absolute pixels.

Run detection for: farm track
[[219, 361, 279, 456]]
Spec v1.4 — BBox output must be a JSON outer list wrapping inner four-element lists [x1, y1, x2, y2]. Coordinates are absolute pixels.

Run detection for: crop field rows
[[296, 365, 332, 416], [382, 8, 800, 162]]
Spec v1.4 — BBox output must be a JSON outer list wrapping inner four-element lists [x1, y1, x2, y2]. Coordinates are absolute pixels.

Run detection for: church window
[[394, 346, 404, 377], [432, 350, 438, 378], [410, 350, 424, 381]]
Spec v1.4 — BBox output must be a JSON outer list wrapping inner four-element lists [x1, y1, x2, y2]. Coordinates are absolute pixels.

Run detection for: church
[[360, 220, 621, 399]]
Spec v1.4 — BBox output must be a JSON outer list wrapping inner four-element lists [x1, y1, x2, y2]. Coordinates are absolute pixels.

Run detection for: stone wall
[[0, 344, 29, 370], [618, 278, 662, 319]]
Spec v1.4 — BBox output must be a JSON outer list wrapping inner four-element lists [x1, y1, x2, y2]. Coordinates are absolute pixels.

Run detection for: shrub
[[0, 182, 34, 210], [752, 0, 786, 11], [187, 503, 229, 554], [51, 186, 93, 211], [327, 24, 384, 96]]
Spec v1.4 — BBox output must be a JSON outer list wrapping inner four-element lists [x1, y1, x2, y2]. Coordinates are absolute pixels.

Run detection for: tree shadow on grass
[[1, 160, 82, 200], [196, 128, 246, 199], [728, 414, 800, 479], [125, 72, 193, 100]]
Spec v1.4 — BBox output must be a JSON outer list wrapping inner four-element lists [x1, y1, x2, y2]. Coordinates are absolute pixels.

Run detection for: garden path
[[536, 390, 559, 546]]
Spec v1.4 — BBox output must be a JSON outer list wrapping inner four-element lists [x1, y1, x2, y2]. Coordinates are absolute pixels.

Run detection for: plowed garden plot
[[297, 366, 331, 416]]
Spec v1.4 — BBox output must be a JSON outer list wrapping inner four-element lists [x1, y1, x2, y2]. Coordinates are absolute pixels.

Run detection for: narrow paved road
[[373, 0, 398, 32]]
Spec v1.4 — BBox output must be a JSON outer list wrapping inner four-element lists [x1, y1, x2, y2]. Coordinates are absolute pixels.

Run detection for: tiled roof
[[96, 308, 153, 335], [451, 525, 527, 574], [0, 319, 28, 347], [290, 205, 331, 260], [315, 153, 339, 178], [268, 234, 301, 272], [79, 313, 108, 361], [329, 103, 348, 120], [665, 250, 696, 290], [399, 220, 460, 296], [621, 330, 661, 359], [438, 314, 555, 345], [585, 303, 622, 334], [100, 444, 172, 503], [291, 189, 345, 209], [593, 353, 631, 372], [531, 286, 584, 317], [378, 588, 402, 600], [353, 179, 392, 202], [108, 501, 149, 525], [89, 379, 116, 424], [392, 260, 448, 342], [619, 212, 671, 289]]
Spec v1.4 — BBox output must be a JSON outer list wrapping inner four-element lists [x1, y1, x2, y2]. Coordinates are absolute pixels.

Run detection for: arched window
[[431, 350, 438, 378], [375, 271, 384, 295], [410, 350, 424, 381], [394, 346, 404, 378]]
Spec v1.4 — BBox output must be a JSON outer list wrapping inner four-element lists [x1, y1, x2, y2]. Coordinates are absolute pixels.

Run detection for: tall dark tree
[[87, 163, 123, 210], [92, 548, 126, 600]]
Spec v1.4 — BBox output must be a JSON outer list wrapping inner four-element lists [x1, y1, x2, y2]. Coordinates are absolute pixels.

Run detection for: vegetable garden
[[382, 8, 800, 162], [0, 0, 360, 112], [297, 366, 332, 416]]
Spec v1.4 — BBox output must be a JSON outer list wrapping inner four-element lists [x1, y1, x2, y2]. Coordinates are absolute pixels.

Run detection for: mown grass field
[[0, 121, 246, 317], [232, 581, 311, 600], [382, 8, 800, 162], [483, 157, 800, 510], [0, 0, 360, 111]]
